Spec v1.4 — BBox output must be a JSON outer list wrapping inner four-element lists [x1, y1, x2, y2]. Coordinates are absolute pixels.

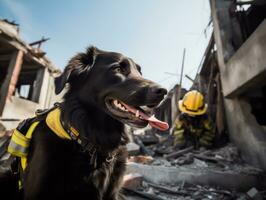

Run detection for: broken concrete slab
[[138, 132, 159, 145], [0, 123, 5, 132], [126, 142, 140, 156], [246, 187, 263, 200], [127, 196, 146, 200], [126, 162, 265, 191], [128, 156, 154, 165], [123, 173, 143, 189]]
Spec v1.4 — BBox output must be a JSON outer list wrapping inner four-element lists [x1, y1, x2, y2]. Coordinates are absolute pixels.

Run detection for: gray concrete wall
[[225, 98, 266, 169], [38, 68, 60, 108], [211, 0, 266, 170], [1, 97, 38, 129], [221, 20, 266, 170], [223, 20, 266, 98]]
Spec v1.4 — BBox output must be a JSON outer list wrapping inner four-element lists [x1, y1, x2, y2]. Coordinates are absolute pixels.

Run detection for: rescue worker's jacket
[[172, 113, 215, 148]]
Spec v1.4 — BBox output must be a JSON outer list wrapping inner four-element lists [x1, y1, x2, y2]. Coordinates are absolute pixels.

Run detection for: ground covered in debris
[[126, 182, 241, 200], [124, 131, 266, 200]]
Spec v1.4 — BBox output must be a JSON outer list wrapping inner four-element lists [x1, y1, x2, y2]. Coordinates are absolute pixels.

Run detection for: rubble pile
[[124, 131, 266, 200], [125, 181, 239, 200], [126, 182, 266, 200]]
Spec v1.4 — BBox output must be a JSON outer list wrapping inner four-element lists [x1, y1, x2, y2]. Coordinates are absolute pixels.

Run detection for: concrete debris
[[125, 180, 237, 200], [124, 187, 164, 200], [137, 131, 159, 145], [126, 180, 266, 200], [126, 142, 140, 156], [125, 133, 266, 200], [126, 162, 264, 191], [170, 153, 194, 166], [128, 155, 154, 165], [123, 173, 143, 189], [152, 158, 171, 167], [165, 146, 194, 160], [237, 187, 264, 200], [246, 187, 263, 200], [193, 158, 208, 168], [134, 136, 154, 156]]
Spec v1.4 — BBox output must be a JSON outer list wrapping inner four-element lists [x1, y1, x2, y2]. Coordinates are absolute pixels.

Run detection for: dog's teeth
[[135, 110, 139, 118], [119, 104, 125, 111], [113, 100, 128, 112]]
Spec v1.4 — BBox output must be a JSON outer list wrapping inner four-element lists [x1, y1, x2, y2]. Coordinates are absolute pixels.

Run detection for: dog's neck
[[61, 93, 128, 151]]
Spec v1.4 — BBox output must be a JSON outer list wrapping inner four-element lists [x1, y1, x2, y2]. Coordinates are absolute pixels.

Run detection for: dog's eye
[[112, 67, 122, 73]]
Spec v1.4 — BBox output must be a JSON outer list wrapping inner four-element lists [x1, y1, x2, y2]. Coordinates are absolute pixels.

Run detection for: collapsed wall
[[210, 0, 266, 170]]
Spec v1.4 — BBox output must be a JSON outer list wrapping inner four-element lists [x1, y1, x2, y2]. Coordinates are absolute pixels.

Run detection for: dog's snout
[[150, 86, 167, 96]]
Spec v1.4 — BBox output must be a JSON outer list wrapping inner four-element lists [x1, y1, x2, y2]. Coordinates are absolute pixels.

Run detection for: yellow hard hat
[[178, 90, 207, 115]]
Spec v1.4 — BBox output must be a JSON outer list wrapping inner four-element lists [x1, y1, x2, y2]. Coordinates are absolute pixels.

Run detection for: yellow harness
[[7, 108, 79, 171], [45, 108, 79, 140]]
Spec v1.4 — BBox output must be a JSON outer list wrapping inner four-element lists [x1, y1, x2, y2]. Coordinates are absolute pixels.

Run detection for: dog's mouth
[[105, 98, 169, 131]]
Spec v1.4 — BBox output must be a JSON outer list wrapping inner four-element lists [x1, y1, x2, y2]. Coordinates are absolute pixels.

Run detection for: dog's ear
[[136, 64, 142, 75], [55, 46, 97, 94]]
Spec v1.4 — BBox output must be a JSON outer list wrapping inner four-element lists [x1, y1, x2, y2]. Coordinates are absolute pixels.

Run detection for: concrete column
[[0, 50, 18, 116], [37, 68, 50, 109], [223, 20, 266, 98], [210, 0, 235, 72]]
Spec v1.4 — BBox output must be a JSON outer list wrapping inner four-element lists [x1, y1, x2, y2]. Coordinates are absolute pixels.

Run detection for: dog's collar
[[46, 106, 117, 168]]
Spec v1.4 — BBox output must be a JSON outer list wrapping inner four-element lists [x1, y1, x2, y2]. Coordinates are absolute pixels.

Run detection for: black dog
[[8, 47, 168, 200]]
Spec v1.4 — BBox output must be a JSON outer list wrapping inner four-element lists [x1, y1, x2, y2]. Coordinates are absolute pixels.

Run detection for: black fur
[[5, 46, 167, 200]]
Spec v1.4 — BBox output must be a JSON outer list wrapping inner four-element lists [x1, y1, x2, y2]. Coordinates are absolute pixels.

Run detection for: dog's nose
[[151, 86, 167, 96]]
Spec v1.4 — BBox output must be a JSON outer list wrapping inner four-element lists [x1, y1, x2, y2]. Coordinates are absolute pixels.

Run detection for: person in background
[[172, 90, 215, 149]]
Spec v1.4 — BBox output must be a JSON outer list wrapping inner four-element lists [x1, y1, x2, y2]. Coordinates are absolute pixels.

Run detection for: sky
[[0, 0, 212, 90]]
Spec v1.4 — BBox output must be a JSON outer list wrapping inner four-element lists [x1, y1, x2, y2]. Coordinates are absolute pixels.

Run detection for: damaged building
[[0, 19, 60, 130], [209, 0, 266, 170]]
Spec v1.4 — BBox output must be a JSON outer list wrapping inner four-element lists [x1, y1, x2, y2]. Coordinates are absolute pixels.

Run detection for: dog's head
[[55, 46, 168, 131]]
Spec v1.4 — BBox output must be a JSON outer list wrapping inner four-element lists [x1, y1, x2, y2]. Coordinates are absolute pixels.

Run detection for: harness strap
[[46, 108, 78, 140], [20, 121, 40, 171], [7, 122, 40, 158]]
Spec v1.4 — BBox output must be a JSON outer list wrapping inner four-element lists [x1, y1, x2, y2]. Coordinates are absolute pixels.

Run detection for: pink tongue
[[121, 102, 169, 131], [140, 112, 169, 131]]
